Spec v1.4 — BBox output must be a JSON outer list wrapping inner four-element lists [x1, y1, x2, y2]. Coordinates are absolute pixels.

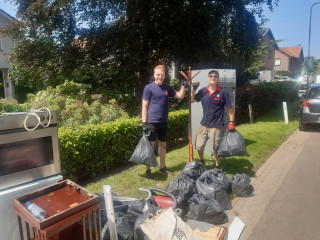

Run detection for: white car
[[281, 76, 292, 81]]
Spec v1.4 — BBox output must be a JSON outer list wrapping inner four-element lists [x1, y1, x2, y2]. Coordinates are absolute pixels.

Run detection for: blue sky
[[1, 0, 320, 58], [263, 0, 320, 59]]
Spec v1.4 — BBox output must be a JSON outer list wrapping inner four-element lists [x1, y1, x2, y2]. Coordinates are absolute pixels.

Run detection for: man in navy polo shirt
[[142, 65, 187, 179], [191, 70, 235, 169]]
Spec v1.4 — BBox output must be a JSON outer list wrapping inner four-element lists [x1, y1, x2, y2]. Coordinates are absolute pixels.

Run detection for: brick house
[[259, 28, 279, 71], [274, 46, 304, 77], [0, 9, 15, 98]]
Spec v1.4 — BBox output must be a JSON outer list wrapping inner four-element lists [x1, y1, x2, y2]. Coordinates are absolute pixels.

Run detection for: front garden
[[0, 80, 302, 187], [84, 105, 299, 198]]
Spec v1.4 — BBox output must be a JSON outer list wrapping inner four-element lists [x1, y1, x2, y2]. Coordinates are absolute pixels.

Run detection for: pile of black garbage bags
[[99, 161, 253, 240], [166, 161, 253, 225], [99, 192, 163, 240]]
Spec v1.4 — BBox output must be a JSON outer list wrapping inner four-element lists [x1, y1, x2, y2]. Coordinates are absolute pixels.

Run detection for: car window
[[307, 88, 320, 99]]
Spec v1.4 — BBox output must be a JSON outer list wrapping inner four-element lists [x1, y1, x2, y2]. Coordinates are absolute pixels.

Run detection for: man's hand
[[228, 122, 235, 132], [192, 82, 200, 90], [142, 122, 150, 132]]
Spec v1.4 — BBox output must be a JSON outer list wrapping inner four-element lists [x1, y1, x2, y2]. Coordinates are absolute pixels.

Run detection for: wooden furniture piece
[[179, 67, 201, 163], [13, 180, 102, 240]]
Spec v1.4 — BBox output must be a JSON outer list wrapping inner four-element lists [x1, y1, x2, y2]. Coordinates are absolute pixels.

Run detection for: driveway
[[222, 125, 320, 239]]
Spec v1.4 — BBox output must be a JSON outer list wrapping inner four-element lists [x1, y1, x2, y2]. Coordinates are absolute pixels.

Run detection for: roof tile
[[279, 46, 302, 58]]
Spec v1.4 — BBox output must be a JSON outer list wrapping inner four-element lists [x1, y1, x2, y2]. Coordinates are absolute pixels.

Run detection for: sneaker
[[159, 166, 173, 175], [145, 169, 152, 179]]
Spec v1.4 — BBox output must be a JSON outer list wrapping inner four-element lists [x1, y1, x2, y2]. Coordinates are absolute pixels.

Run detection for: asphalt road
[[222, 125, 320, 240]]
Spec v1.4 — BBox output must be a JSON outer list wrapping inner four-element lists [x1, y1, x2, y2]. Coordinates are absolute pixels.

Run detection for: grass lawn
[[85, 103, 299, 198]]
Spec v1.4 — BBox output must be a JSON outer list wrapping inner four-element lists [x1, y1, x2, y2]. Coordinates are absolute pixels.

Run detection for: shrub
[[27, 81, 129, 127], [58, 109, 189, 181], [0, 98, 28, 113], [168, 78, 188, 112]]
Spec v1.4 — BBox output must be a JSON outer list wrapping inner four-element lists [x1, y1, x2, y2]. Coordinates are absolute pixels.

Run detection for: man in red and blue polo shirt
[[191, 70, 235, 169], [142, 65, 187, 179]]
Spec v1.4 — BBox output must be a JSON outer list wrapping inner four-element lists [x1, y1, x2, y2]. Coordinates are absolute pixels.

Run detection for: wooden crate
[[13, 179, 100, 230]]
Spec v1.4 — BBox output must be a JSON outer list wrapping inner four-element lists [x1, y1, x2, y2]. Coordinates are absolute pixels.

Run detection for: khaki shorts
[[195, 125, 224, 156]]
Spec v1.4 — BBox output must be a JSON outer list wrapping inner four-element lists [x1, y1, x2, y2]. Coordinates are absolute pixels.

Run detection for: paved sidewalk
[[221, 128, 320, 239]]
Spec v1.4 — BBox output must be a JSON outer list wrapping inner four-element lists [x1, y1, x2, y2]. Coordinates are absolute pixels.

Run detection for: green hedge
[[58, 109, 188, 181], [235, 81, 301, 124], [0, 98, 29, 113]]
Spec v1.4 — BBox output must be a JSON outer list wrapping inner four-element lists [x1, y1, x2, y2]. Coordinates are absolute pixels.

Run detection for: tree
[[5, 0, 279, 113]]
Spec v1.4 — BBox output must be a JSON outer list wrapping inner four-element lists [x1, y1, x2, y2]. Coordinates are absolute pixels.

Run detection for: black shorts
[[148, 122, 168, 142]]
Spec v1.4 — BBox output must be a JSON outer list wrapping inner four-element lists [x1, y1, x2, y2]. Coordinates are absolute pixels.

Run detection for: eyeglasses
[[208, 75, 219, 78]]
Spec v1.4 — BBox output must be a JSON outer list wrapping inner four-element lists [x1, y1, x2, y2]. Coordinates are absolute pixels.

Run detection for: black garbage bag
[[230, 173, 253, 197], [166, 176, 196, 212], [217, 129, 249, 158], [129, 133, 158, 167], [127, 198, 159, 217], [198, 168, 230, 190], [101, 212, 141, 240], [178, 161, 207, 180], [133, 205, 161, 240], [188, 194, 228, 224], [195, 169, 232, 210], [98, 197, 136, 240], [115, 212, 137, 240], [126, 197, 160, 240]]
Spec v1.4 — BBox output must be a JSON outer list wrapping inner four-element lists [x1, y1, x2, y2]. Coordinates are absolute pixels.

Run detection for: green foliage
[[245, 39, 279, 81], [0, 98, 28, 113], [5, 0, 279, 113], [310, 59, 320, 75], [9, 37, 67, 91], [303, 58, 320, 75], [168, 78, 188, 112], [167, 109, 188, 145], [27, 81, 129, 126], [58, 109, 189, 181], [276, 71, 293, 78], [170, 78, 180, 89], [236, 81, 300, 124]]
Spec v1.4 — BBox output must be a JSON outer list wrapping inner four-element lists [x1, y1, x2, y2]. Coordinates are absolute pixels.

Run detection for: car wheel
[[299, 119, 307, 131]]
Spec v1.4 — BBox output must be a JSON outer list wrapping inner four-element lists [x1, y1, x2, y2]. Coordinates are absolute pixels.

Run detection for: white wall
[[0, 11, 14, 69]]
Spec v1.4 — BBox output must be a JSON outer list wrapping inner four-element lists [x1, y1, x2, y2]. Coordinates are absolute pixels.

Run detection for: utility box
[[259, 70, 275, 82], [191, 69, 236, 158]]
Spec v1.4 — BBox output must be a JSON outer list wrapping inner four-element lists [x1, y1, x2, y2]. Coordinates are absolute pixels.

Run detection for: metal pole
[[307, 1, 320, 89], [103, 185, 118, 240]]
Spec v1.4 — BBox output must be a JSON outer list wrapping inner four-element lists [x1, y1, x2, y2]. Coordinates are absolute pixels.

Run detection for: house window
[[275, 59, 281, 66]]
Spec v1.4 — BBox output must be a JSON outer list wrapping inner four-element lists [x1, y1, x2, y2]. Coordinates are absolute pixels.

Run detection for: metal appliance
[[0, 110, 63, 240]]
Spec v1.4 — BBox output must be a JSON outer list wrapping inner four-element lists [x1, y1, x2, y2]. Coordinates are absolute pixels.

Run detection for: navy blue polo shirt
[[195, 85, 232, 128], [142, 82, 176, 123]]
